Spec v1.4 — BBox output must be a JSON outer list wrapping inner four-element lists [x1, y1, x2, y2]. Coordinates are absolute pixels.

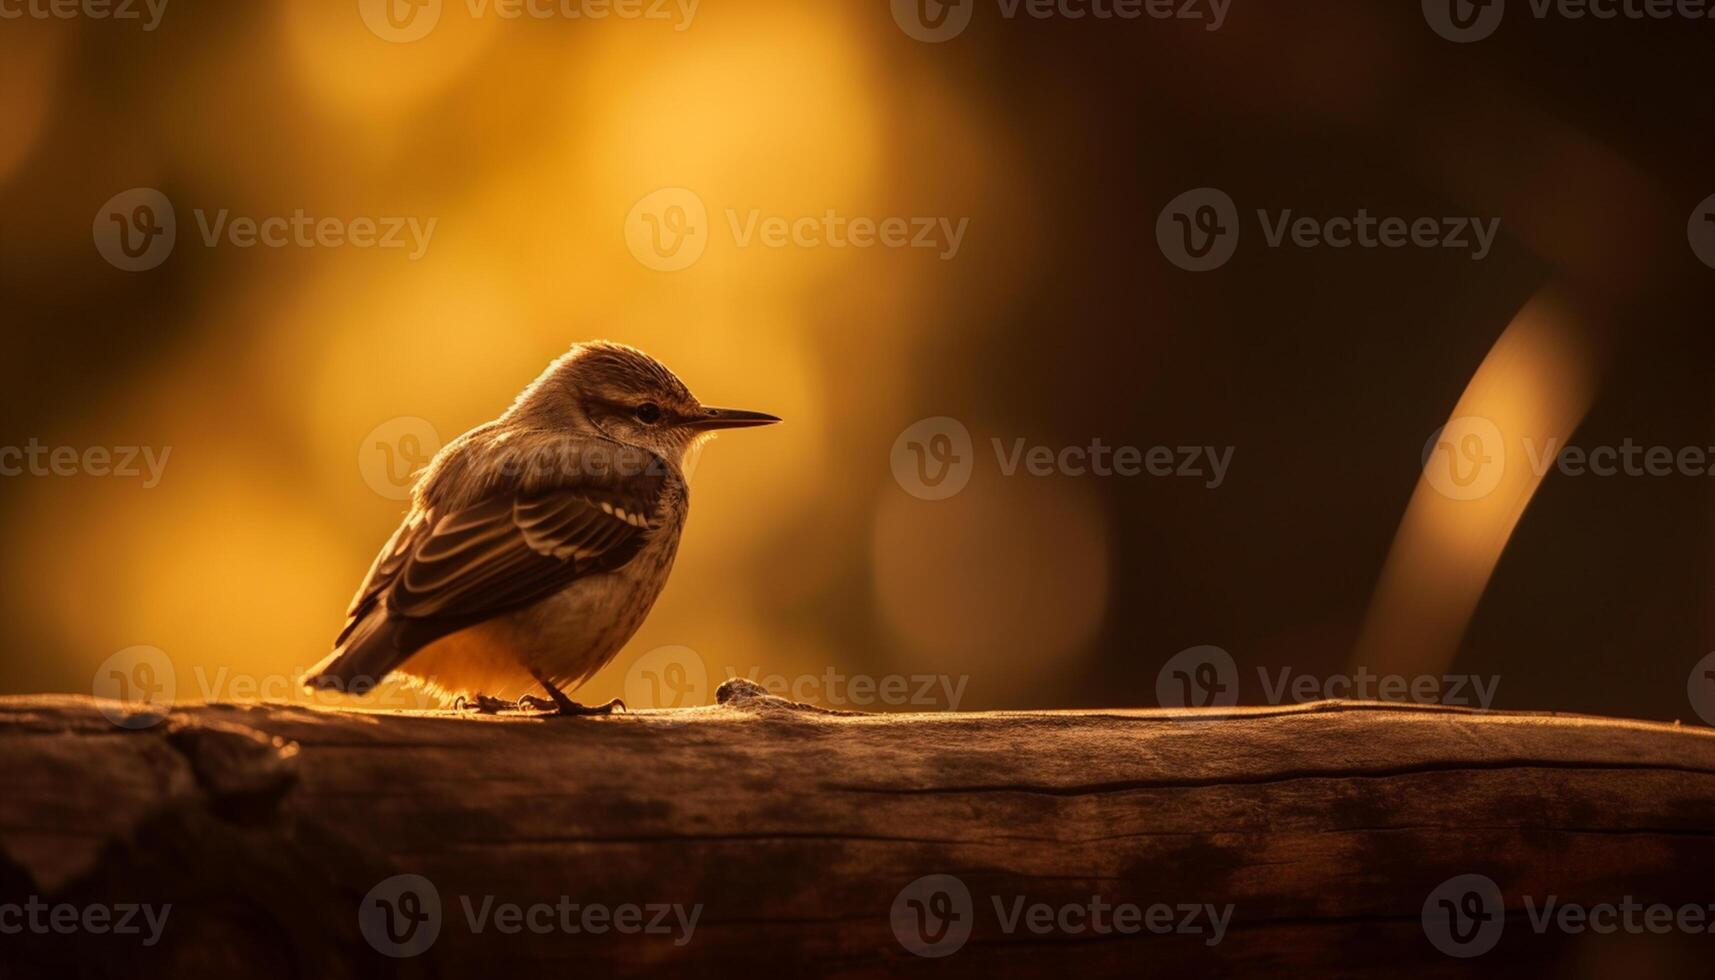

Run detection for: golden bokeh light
[[1355, 287, 1601, 678], [870, 472, 1110, 701], [0, 22, 66, 186], [281, 3, 502, 118]]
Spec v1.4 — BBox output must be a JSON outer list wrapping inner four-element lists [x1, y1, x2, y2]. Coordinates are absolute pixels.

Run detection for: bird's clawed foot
[[515, 694, 560, 713], [455, 692, 624, 716], [565, 697, 627, 716], [523, 667, 626, 717], [455, 692, 516, 714], [522, 693, 627, 717]]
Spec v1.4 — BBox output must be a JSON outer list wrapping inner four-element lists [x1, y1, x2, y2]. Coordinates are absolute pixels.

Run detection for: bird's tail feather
[[301, 611, 410, 696]]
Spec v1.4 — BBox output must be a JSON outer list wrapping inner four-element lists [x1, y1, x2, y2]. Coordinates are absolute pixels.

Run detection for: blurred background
[[1, 0, 1712, 719]]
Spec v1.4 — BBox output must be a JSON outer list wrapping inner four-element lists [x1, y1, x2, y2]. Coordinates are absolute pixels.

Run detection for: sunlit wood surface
[[4, 685, 1715, 977]]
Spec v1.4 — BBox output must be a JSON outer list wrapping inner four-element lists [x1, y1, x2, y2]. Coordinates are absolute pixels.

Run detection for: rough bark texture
[[3, 683, 1715, 978]]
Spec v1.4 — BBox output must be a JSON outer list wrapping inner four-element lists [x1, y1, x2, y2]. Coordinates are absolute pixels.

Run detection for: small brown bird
[[303, 342, 779, 714]]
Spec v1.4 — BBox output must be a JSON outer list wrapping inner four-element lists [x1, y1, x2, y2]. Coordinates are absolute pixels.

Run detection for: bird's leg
[[455, 692, 515, 714], [528, 668, 626, 717]]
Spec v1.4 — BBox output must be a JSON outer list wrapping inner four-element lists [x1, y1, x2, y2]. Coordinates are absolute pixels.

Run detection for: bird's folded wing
[[335, 477, 664, 646], [389, 491, 655, 620]]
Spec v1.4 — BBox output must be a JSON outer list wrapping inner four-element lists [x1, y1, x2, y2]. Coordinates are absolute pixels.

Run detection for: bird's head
[[509, 341, 779, 462]]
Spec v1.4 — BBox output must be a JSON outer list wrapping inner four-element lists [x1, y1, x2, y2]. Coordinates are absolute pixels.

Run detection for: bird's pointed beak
[[685, 407, 782, 431]]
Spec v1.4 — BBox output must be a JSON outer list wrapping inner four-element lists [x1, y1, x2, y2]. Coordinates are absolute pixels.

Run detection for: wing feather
[[388, 489, 659, 621], [310, 456, 670, 691]]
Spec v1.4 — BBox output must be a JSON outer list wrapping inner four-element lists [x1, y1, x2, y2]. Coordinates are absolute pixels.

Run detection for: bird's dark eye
[[634, 402, 663, 424]]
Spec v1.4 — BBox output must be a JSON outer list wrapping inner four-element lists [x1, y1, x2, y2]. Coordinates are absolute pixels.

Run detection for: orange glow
[[871, 472, 1110, 701], [0, 23, 65, 185], [1354, 287, 1601, 678], [0, 3, 1017, 708]]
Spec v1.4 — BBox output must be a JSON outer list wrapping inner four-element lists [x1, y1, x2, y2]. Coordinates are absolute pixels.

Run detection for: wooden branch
[[4, 682, 1715, 977]]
